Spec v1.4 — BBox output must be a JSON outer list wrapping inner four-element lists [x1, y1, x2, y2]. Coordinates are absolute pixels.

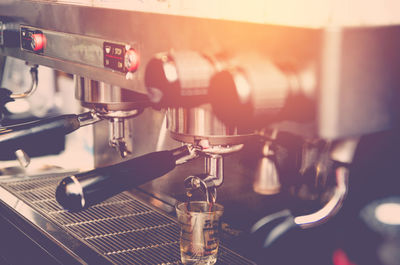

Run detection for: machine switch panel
[[21, 27, 45, 53], [103, 42, 139, 73]]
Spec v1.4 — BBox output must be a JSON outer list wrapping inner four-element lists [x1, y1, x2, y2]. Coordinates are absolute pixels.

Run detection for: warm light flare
[[375, 203, 400, 225], [53, 0, 400, 27]]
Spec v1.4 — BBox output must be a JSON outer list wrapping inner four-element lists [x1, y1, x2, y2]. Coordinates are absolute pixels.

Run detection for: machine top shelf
[[32, 0, 400, 28]]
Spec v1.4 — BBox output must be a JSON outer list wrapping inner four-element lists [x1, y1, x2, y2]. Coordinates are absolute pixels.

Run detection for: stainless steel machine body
[[1, 1, 400, 265], [1, 2, 399, 140]]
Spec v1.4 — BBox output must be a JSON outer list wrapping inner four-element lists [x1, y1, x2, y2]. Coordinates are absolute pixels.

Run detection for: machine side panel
[[319, 26, 400, 139]]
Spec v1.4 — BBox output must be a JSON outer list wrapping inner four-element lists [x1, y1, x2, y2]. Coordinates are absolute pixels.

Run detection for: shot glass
[[176, 201, 224, 265]]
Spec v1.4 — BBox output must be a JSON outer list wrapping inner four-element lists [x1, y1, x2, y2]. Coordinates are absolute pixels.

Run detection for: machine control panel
[[103, 42, 139, 73], [18, 26, 139, 76], [21, 27, 46, 53]]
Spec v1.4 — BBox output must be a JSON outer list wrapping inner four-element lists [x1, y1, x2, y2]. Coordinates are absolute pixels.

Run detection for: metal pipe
[[294, 166, 349, 228], [10, 65, 38, 99], [204, 154, 224, 187]]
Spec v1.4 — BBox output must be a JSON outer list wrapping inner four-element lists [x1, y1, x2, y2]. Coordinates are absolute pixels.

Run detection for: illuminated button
[[124, 49, 140, 72], [31, 33, 46, 51], [114, 47, 122, 56]]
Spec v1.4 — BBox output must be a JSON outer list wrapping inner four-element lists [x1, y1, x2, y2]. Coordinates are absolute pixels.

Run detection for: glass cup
[[176, 201, 224, 265]]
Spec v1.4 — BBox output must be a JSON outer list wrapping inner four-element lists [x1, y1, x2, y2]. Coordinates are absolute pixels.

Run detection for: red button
[[333, 249, 357, 265], [31, 33, 46, 51], [124, 49, 140, 72]]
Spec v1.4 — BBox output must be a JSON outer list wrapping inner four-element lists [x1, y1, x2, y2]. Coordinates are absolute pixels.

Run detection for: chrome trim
[[167, 107, 254, 145], [75, 76, 146, 111], [70, 175, 85, 209], [76, 111, 102, 127], [174, 145, 199, 165], [15, 149, 30, 169]]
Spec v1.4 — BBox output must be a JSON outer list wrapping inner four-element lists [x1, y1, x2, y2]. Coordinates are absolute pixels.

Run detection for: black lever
[[0, 112, 98, 156], [55, 145, 191, 211]]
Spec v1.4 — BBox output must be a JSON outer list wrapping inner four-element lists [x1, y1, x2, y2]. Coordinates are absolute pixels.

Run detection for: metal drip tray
[[0, 175, 255, 265]]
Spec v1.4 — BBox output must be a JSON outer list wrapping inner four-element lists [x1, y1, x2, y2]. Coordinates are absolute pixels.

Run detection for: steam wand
[[10, 64, 39, 99], [250, 138, 359, 247]]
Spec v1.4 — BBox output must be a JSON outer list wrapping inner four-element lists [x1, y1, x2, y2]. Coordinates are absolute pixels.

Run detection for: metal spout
[[109, 118, 131, 158], [253, 132, 281, 195], [253, 156, 280, 195]]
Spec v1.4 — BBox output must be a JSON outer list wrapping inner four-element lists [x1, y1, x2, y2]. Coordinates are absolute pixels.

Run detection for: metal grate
[[0, 176, 256, 265]]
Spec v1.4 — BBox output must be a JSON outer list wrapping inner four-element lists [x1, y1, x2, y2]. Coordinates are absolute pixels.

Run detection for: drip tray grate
[[0, 176, 255, 265]]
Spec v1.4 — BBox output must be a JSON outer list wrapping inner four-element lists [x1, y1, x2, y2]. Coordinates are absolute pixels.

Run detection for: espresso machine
[[1, 1, 400, 265]]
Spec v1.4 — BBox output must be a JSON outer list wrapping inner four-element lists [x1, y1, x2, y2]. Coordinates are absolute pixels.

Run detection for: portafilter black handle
[[55, 145, 191, 211], [0, 112, 97, 155]]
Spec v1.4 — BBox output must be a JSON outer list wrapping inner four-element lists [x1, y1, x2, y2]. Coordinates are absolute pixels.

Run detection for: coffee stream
[[186, 187, 216, 212]]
